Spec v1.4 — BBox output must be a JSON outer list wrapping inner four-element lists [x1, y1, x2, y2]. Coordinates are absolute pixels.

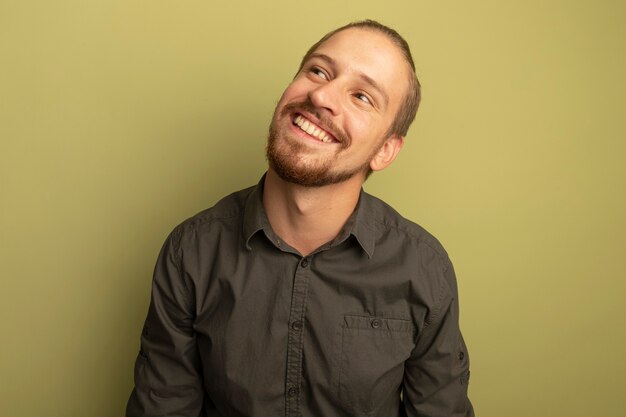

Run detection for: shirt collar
[[242, 175, 272, 250], [242, 174, 376, 258], [347, 190, 376, 258]]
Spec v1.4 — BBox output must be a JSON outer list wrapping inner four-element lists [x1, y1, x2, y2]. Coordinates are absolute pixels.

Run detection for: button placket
[[285, 255, 312, 416]]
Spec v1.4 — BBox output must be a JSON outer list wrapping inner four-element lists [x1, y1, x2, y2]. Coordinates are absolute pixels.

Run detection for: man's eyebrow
[[308, 53, 389, 108], [358, 72, 389, 108], [308, 53, 336, 66]]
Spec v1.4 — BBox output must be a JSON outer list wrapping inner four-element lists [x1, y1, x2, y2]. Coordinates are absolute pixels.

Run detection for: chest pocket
[[338, 315, 416, 416]]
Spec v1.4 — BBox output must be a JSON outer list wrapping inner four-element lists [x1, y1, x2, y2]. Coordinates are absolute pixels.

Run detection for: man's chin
[[266, 127, 367, 187], [267, 157, 366, 188]]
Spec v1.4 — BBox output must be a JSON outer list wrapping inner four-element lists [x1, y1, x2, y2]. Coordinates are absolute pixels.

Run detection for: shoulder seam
[[371, 216, 449, 264]]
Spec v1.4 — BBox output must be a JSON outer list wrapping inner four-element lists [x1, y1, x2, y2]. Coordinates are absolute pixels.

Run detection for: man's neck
[[262, 169, 364, 256]]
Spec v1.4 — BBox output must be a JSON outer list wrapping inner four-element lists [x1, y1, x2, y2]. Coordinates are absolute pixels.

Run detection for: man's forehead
[[309, 28, 407, 71], [309, 27, 399, 59], [306, 28, 410, 103]]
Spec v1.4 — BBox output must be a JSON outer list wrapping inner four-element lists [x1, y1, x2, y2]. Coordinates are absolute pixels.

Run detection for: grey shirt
[[126, 176, 474, 417]]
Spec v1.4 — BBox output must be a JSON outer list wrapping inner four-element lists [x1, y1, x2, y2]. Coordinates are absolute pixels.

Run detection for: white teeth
[[293, 115, 333, 143]]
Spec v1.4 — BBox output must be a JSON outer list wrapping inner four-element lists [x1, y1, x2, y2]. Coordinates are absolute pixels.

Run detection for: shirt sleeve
[[126, 226, 206, 417], [402, 258, 474, 417]]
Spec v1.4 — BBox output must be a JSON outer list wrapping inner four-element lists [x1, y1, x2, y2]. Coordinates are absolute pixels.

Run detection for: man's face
[[266, 27, 409, 187]]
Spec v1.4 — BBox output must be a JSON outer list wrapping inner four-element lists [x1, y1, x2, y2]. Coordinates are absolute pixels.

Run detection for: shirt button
[[300, 258, 309, 268], [288, 387, 298, 397], [459, 351, 465, 360], [371, 319, 382, 329], [291, 321, 303, 331]]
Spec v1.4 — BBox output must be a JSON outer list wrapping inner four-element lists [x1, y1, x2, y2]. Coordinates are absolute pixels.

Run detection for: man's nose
[[307, 81, 341, 116]]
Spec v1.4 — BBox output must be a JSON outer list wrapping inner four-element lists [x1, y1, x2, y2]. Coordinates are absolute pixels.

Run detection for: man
[[127, 20, 474, 417]]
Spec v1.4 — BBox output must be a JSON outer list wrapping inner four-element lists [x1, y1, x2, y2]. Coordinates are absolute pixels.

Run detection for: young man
[[127, 20, 474, 417]]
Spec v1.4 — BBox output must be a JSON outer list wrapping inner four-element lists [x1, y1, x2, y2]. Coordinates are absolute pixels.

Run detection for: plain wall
[[1, 1, 625, 416]]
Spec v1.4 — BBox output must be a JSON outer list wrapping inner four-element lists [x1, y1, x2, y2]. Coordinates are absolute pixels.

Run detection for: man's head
[[297, 20, 421, 138], [266, 20, 421, 187]]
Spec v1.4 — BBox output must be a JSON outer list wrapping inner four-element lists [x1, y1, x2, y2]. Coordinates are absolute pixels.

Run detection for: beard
[[265, 100, 373, 187]]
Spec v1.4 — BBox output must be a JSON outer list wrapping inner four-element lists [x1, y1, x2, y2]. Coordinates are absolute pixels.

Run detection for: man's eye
[[355, 93, 372, 105], [310, 67, 328, 80]]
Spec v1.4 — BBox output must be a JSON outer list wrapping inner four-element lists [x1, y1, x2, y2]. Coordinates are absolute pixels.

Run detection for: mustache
[[279, 100, 350, 148]]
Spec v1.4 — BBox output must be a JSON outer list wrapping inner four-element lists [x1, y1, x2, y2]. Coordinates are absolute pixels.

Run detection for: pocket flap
[[343, 315, 414, 333]]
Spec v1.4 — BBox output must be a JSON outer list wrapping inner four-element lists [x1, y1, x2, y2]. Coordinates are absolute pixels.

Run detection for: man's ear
[[370, 135, 404, 172]]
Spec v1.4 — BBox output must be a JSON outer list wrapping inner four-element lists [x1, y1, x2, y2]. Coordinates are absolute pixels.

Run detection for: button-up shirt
[[126, 176, 474, 417]]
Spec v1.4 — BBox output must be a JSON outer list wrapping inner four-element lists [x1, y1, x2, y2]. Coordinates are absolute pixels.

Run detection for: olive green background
[[1, 0, 624, 416]]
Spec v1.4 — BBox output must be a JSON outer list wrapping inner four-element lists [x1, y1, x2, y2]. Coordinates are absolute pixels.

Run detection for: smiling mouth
[[293, 114, 336, 143]]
